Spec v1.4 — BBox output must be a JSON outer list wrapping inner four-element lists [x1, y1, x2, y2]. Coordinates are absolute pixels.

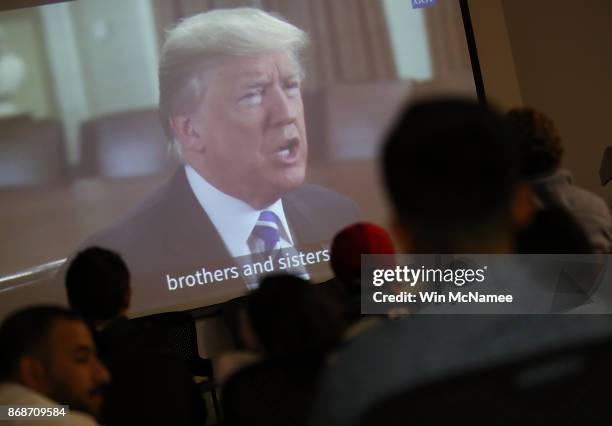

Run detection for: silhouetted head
[[383, 98, 533, 253], [241, 274, 343, 358], [65, 247, 130, 325], [505, 107, 563, 178]]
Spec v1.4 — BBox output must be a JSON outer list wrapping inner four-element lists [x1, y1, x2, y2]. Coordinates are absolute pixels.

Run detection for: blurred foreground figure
[[507, 107, 612, 253], [222, 274, 344, 426], [309, 99, 612, 426], [0, 306, 109, 426], [240, 274, 343, 359], [516, 206, 594, 254]]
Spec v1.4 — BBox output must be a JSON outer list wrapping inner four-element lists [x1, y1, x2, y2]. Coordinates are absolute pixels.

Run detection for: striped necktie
[[244, 210, 310, 289], [249, 210, 282, 255]]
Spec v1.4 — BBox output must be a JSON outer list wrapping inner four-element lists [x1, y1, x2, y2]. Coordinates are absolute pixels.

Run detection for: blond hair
[[158, 8, 309, 153]]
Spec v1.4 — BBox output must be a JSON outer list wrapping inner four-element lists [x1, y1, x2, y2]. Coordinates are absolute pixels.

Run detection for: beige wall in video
[[381, 0, 432, 81], [38, 0, 160, 163], [0, 8, 56, 118], [70, 0, 159, 117], [470, 0, 612, 203], [502, 0, 612, 202]]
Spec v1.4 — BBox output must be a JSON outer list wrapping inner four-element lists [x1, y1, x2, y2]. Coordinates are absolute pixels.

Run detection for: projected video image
[[0, 0, 478, 316]]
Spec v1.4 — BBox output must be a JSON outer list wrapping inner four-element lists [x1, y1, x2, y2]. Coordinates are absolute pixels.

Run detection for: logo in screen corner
[[411, 0, 437, 9]]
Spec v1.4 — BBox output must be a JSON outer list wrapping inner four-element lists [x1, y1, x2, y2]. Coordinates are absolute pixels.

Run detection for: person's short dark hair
[[0, 305, 81, 381], [65, 247, 130, 323], [505, 107, 563, 177], [383, 98, 522, 251], [246, 274, 343, 359]]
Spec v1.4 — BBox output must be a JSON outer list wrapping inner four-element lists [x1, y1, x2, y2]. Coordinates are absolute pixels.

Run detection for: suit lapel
[[159, 175, 328, 278], [160, 168, 232, 266], [283, 190, 325, 247]]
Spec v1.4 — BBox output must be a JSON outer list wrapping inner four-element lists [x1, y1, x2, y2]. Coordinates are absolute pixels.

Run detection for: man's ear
[[16, 355, 49, 393], [510, 182, 536, 229], [169, 114, 205, 152]]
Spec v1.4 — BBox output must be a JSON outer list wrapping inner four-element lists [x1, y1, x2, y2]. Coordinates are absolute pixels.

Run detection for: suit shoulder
[[284, 184, 361, 237], [289, 184, 359, 211], [76, 170, 192, 258]]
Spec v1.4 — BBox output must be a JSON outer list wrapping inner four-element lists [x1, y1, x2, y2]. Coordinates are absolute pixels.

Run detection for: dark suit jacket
[[96, 317, 207, 426], [71, 168, 360, 311]]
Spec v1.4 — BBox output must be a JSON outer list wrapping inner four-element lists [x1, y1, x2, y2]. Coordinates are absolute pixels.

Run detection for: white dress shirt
[[185, 165, 297, 258], [0, 382, 99, 426]]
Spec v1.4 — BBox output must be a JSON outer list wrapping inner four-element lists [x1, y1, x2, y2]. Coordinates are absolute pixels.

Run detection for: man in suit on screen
[[64, 8, 359, 309]]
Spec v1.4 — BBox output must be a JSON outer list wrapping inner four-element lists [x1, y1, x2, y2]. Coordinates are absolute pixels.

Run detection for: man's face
[[185, 51, 308, 209], [40, 320, 110, 417]]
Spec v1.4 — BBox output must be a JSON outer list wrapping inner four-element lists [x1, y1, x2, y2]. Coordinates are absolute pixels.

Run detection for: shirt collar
[[184, 165, 293, 257]]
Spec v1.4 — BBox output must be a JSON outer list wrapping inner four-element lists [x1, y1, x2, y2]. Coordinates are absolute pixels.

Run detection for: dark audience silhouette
[[507, 107, 612, 253], [308, 98, 612, 426], [6, 97, 612, 426], [222, 274, 344, 426], [65, 247, 206, 426]]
